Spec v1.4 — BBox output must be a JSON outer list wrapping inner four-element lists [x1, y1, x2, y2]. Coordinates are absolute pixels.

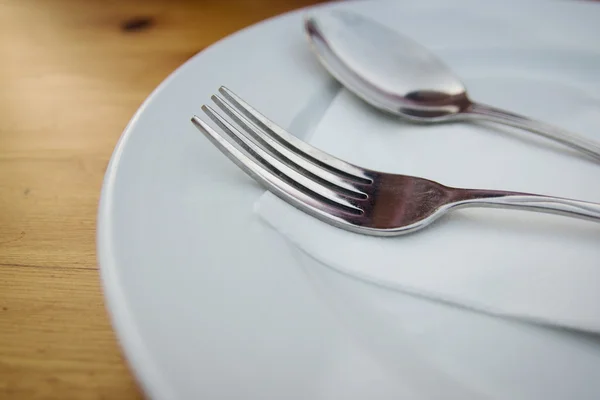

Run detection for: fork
[[191, 87, 600, 237]]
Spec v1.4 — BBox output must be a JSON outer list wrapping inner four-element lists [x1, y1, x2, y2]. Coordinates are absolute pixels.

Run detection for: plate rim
[[95, 4, 333, 398]]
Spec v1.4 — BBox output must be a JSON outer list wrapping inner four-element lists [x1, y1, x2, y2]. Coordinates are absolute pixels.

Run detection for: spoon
[[304, 10, 600, 162]]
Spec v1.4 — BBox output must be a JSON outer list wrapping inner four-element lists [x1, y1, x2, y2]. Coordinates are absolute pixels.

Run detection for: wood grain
[[0, 0, 325, 398]]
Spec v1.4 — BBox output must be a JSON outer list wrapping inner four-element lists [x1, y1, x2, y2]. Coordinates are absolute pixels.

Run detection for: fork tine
[[192, 108, 362, 216], [218, 86, 371, 184], [211, 94, 368, 200]]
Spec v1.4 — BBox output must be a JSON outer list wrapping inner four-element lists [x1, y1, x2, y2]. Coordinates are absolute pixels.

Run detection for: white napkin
[[255, 76, 600, 332]]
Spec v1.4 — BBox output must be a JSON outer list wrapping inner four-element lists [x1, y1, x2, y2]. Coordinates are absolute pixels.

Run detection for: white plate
[[98, 1, 600, 399]]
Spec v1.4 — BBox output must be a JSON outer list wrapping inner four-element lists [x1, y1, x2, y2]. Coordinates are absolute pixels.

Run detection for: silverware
[[191, 87, 600, 236], [304, 10, 600, 162]]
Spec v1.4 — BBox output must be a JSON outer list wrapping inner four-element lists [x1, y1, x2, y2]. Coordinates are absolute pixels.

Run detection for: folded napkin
[[255, 77, 600, 332]]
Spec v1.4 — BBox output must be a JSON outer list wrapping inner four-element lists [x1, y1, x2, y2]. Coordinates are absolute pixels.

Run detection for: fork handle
[[465, 102, 600, 162], [454, 190, 600, 223]]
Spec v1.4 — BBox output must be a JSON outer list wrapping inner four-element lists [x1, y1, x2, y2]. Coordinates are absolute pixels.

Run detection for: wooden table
[[0, 1, 324, 398]]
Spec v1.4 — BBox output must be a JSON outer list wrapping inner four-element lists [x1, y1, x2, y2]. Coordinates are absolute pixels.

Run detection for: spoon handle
[[465, 102, 600, 162]]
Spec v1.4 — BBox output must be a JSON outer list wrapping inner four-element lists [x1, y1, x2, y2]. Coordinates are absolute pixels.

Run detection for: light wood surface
[[0, 0, 325, 398]]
